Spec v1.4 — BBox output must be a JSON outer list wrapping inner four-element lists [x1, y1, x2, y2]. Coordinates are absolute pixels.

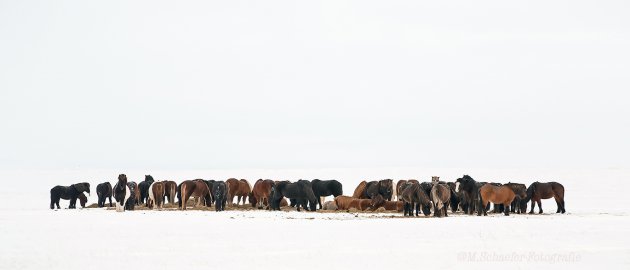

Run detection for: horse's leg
[[555, 196, 562, 213], [561, 198, 566, 213], [537, 199, 543, 214], [529, 199, 535, 214], [504, 203, 510, 216]]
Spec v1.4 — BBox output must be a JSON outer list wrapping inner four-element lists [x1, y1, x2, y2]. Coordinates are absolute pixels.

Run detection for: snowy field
[[1, 167, 629, 269]]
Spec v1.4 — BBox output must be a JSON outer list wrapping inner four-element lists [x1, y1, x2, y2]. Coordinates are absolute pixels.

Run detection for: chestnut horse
[[226, 178, 251, 206], [382, 200, 405, 211], [334, 195, 385, 211], [147, 182, 165, 209], [478, 183, 516, 216], [524, 181, 566, 214], [179, 180, 211, 210], [251, 179, 275, 209]]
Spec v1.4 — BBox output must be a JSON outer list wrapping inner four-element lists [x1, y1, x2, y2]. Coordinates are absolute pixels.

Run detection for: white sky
[[1, 1, 629, 170]]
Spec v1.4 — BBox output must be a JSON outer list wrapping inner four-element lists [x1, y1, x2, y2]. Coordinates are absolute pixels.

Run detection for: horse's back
[[352, 181, 367, 198]]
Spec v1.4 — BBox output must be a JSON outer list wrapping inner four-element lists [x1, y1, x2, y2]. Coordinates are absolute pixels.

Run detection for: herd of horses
[[49, 174, 566, 216]]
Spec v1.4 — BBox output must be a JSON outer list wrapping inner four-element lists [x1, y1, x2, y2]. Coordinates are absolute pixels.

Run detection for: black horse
[[455, 175, 480, 215], [364, 179, 394, 201], [212, 181, 228, 212], [50, 182, 91, 209], [505, 182, 527, 214], [446, 182, 460, 213], [96, 182, 113, 207], [204, 180, 216, 207], [311, 179, 343, 209], [270, 180, 317, 211], [125, 181, 138, 210], [138, 175, 155, 205]]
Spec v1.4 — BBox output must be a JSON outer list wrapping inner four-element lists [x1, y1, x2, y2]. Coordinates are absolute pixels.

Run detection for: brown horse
[[180, 180, 211, 210], [334, 195, 356, 210], [478, 183, 515, 216], [524, 182, 566, 214], [382, 200, 405, 211], [431, 176, 451, 217], [161, 180, 177, 205], [396, 180, 407, 201], [226, 178, 252, 206], [352, 181, 367, 198], [148, 182, 165, 209], [400, 182, 432, 216], [251, 179, 275, 209]]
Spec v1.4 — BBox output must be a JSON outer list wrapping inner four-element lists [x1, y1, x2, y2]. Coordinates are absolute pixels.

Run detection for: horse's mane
[[145, 175, 155, 182]]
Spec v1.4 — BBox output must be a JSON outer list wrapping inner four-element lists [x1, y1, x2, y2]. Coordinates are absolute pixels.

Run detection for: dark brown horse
[[354, 179, 394, 200], [161, 180, 177, 205], [478, 183, 515, 216], [226, 178, 252, 206], [524, 182, 566, 214], [78, 193, 87, 208], [251, 179, 275, 209], [400, 182, 432, 217], [505, 182, 527, 214], [179, 180, 211, 210]]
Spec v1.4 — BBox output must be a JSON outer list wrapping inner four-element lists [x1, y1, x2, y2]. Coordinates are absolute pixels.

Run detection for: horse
[[478, 183, 516, 216], [348, 195, 385, 211], [179, 180, 211, 210], [367, 179, 394, 201], [113, 174, 131, 212], [524, 181, 566, 214], [78, 193, 87, 208], [50, 182, 91, 209], [333, 195, 355, 210], [226, 178, 251, 206], [147, 181, 165, 209], [251, 179, 275, 209], [382, 200, 405, 212], [322, 201, 338, 210], [270, 180, 317, 211], [430, 176, 451, 217], [455, 175, 480, 215], [125, 181, 139, 210], [161, 180, 177, 205], [395, 180, 407, 201], [311, 179, 343, 209], [400, 182, 432, 217], [505, 182, 527, 214], [213, 181, 228, 212], [352, 181, 367, 198], [355, 179, 393, 200], [138, 175, 155, 206], [446, 182, 460, 213], [96, 182, 112, 208]]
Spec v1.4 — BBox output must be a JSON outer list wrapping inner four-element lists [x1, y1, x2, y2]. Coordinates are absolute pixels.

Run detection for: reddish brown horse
[[478, 183, 516, 216], [382, 200, 405, 211], [251, 179, 275, 209], [161, 180, 177, 205], [334, 195, 384, 211], [226, 178, 252, 206], [524, 182, 566, 214], [180, 180, 211, 210], [352, 181, 367, 198], [148, 182, 165, 209]]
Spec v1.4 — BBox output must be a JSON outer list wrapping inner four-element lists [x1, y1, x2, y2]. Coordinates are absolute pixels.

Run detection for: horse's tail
[[392, 182, 398, 201], [181, 182, 188, 210]]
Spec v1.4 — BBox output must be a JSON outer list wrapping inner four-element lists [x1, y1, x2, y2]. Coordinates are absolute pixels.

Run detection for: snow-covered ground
[[1, 167, 628, 269]]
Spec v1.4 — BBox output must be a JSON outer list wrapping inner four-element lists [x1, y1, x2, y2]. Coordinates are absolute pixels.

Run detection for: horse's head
[[379, 179, 393, 198], [78, 193, 87, 207], [145, 175, 154, 183], [370, 195, 385, 209], [73, 182, 91, 196], [118, 174, 128, 185]]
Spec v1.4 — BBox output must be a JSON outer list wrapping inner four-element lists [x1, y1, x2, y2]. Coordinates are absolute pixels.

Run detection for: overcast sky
[[0, 1, 628, 170]]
